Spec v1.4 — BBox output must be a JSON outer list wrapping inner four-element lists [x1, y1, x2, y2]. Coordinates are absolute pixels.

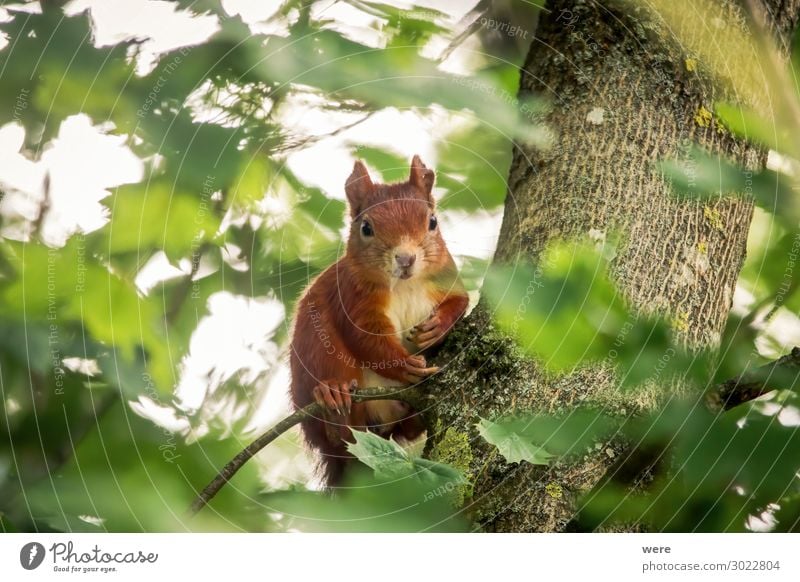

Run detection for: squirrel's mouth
[[393, 267, 414, 280]]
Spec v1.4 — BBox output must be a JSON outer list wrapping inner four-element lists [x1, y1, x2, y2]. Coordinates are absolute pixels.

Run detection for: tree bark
[[424, 0, 800, 532]]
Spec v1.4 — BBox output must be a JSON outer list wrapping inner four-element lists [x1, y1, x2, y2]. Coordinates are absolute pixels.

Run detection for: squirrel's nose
[[395, 253, 416, 269]]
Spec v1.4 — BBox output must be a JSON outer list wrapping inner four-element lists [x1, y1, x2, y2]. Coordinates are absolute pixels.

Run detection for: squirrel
[[289, 155, 469, 486]]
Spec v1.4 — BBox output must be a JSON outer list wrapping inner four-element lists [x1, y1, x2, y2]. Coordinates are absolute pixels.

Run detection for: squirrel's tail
[[317, 442, 351, 488], [299, 416, 353, 488]]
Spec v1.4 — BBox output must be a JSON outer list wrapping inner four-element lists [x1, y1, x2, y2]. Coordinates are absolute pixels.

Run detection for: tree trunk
[[425, 0, 800, 532]]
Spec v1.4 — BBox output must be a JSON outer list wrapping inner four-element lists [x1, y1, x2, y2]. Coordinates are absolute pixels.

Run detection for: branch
[[188, 386, 423, 516], [707, 346, 800, 411]]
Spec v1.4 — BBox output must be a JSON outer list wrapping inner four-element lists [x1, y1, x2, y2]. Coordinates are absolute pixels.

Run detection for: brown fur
[[289, 155, 469, 486]]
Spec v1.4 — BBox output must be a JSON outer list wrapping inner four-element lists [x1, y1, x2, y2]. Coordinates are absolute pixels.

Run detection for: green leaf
[[714, 102, 790, 153], [0, 6, 138, 143], [504, 411, 619, 453], [347, 429, 411, 476], [773, 492, 800, 532], [456, 255, 489, 295], [0, 239, 174, 392], [482, 241, 623, 372], [273, 209, 341, 267], [230, 156, 272, 209], [105, 180, 220, 261], [437, 123, 511, 211], [283, 170, 346, 233], [411, 457, 466, 487], [483, 240, 702, 387], [741, 228, 800, 310], [355, 1, 448, 48], [476, 418, 555, 465], [142, 111, 247, 191], [347, 430, 464, 485], [659, 145, 798, 225]]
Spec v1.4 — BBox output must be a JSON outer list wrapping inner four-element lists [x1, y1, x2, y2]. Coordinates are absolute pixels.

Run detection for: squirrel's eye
[[428, 215, 438, 231], [361, 220, 374, 237]]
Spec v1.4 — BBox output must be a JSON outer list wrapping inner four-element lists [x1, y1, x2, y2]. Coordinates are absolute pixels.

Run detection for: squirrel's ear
[[409, 154, 434, 200], [345, 161, 373, 216]]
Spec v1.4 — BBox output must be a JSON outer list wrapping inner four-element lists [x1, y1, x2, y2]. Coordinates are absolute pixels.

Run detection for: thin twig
[[188, 385, 422, 516]]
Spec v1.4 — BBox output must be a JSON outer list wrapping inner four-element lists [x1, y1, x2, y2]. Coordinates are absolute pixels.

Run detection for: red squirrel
[[289, 155, 469, 486]]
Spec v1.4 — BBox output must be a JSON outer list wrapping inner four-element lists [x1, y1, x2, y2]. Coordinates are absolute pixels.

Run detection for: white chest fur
[[362, 278, 436, 426], [387, 277, 436, 350]]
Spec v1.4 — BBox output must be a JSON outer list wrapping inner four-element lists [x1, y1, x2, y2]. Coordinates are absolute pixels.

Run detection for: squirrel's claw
[[415, 315, 440, 332], [413, 329, 443, 350], [313, 380, 354, 416], [402, 354, 439, 383], [408, 315, 446, 350]]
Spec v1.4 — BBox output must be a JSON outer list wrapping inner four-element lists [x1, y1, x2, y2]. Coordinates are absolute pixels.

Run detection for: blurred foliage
[[581, 392, 800, 532], [481, 234, 800, 531], [0, 0, 538, 532], [481, 237, 800, 530], [475, 392, 800, 532], [1, 0, 798, 536], [261, 467, 468, 532], [483, 241, 702, 388], [476, 1, 800, 532], [659, 147, 798, 226]]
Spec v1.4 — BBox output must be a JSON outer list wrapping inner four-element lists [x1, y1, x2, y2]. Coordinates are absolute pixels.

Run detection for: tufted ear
[[345, 161, 373, 217], [409, 154, 435, 201]]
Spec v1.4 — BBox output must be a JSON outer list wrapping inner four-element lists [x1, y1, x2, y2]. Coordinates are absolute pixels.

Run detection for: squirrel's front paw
[[401, 354, 439, 383], [407, 313, 447, 351], [312, 379, 355, 415]]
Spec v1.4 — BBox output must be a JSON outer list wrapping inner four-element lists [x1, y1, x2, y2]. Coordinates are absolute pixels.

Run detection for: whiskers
[[421, 243, 446, 265], [353, 247, 392, 274]]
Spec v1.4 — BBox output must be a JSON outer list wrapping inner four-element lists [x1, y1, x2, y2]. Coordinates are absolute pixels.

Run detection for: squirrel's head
[[345, 155, 447, 282]]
